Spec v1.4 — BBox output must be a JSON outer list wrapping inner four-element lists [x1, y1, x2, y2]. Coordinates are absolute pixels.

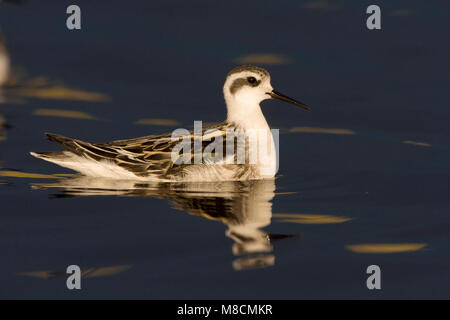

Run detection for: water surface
[[0, 0, 449, 299]]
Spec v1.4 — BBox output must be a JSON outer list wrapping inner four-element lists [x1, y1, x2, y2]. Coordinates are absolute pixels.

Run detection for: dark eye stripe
[[229, 77, 261, 94]]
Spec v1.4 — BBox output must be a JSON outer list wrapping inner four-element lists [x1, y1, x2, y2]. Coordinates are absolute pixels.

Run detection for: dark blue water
[[0, 0, 449, 299]]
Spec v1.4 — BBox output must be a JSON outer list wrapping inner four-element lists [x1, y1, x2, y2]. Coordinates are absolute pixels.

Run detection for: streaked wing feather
[[53, 122, 241, 178]]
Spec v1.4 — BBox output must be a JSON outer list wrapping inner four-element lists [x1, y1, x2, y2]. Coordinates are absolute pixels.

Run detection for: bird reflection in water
[[33, 177, 288, 270]]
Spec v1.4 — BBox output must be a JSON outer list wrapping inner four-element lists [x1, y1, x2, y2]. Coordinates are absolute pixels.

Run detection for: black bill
[[268, 90, 310, 111]]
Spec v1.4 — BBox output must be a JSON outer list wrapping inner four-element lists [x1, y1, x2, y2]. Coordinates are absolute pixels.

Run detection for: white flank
[[30, 152, 151, 181]]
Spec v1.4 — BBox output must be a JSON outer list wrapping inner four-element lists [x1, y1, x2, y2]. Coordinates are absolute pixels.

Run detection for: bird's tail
[[30, 151, 68, 161], [30, 133, 82, 166]]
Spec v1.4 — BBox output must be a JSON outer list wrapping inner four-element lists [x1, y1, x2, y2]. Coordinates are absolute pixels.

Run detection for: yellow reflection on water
[[7, 85, 110, 102], [33, 108, 96, 120], [2, 68, 111, 103], [346, 243, 426, 254], [403, 140, 431, 147], [234, 54, 292, 65], [135, 118, 180, 126], [289, 127, 355, 135], [273, 213, 351, 224], [19, 265, 131, 279]]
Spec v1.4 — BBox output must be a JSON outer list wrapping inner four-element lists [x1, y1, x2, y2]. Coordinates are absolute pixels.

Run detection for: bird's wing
[[44, 122, 239, 178]]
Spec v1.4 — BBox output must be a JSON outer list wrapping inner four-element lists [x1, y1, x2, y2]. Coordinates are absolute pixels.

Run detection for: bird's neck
[[225, 99, 277, 178], [225, 100, 270, 130]]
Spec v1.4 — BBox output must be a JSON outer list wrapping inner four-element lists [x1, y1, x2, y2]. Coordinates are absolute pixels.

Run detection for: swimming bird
[[31, 65, 309, 182]]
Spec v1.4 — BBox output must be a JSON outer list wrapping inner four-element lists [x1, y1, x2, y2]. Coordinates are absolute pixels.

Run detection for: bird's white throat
[[224, 97, 278, 179], [226, 99, 271, 130]]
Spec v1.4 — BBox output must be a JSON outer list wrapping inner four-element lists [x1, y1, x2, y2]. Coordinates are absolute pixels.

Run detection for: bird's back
[[30, 122, 261, 181]]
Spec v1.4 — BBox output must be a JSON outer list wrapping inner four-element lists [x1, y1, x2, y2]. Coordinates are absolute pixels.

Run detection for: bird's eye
[[247, 77, 257, 84]]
